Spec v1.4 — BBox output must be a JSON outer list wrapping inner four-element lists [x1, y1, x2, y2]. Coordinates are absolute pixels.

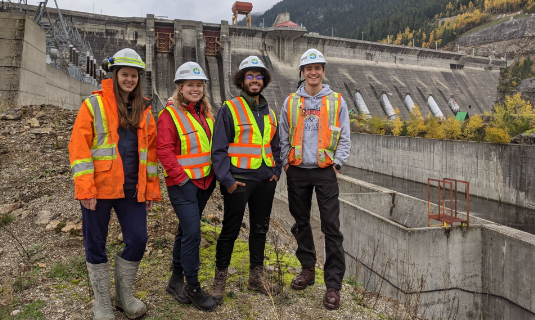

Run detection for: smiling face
[[179, 80, 204, 103], [242, 70, 264, 97], [302, 63, 325, 87], [116, 67, 139, 95]]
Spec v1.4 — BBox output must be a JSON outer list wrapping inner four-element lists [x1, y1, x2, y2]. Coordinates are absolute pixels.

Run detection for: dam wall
[[0, 12, 97, 112], [10, 5, 505, 119], [347, 133, 535, 209]]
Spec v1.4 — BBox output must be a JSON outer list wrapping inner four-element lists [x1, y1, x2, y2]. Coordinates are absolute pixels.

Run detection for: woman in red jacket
[[69, 48, 161, 320], [156, 62, 217, 311]]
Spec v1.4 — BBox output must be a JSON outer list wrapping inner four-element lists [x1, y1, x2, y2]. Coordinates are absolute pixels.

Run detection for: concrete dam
[[14, 6, 506, 118]]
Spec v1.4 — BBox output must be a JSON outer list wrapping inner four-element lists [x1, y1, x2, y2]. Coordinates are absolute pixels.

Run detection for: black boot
[[166, 273, 190, 304], [184, 283, 217, 312]]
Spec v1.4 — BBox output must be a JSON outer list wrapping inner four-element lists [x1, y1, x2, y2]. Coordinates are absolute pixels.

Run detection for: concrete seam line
[[344, 250, 535, 316]]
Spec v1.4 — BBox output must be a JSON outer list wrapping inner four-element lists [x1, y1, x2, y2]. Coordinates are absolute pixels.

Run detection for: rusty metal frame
[[204, 36, 222, 56], [155, 32, 174, 53], [427, 178, 469, 228]]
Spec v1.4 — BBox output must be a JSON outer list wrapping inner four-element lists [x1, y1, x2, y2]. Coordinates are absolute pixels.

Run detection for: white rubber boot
[[86, 262, 115, 320], [113, 252, 146, 319]]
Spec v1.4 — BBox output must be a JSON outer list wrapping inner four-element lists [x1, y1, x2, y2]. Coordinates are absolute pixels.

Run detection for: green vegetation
[[0, 213, 14, 226], [15, 300, 46, 319], [49, 255, 87, 283], [499, 57, 535, 96]]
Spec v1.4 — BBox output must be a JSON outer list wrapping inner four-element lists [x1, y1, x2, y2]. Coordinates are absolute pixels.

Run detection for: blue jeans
[[168, 179, 215, 284], [81, 195, 148, 264]]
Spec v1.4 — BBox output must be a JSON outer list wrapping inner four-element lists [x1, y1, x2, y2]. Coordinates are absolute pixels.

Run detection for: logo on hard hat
[[193, 68, 201, 74], [310, 53, 317, 59], [251, 59, 259, 64]]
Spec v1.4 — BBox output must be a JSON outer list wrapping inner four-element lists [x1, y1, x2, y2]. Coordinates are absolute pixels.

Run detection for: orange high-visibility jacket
[[68, 79, 161, 202], [286, 92, 341, 168]]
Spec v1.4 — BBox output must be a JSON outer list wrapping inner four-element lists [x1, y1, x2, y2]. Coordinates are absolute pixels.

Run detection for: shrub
[[392, 117, 403, 136], [442, 116, 462, 140], [366, 115, 387, 135], [407, 106, 425, 137], [485, 127, 511, 143], [425, 116, 445, 139], [463, 114, 484, 141]]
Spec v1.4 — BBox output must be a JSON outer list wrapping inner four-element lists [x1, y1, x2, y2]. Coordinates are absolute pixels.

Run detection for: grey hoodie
[[279, 84, 351, 169]]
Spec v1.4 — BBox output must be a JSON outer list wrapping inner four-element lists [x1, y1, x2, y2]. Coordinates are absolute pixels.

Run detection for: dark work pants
[[81, 196, 148, 264], [286, 166, 345, 290], [168, 179, 215, 284], [215, 178, 277, 270]]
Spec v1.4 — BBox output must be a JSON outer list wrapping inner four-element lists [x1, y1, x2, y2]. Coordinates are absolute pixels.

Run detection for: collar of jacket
[[183, 101, 203, 115], [240, 91, 268, 113], [101, 78, 114, 98]]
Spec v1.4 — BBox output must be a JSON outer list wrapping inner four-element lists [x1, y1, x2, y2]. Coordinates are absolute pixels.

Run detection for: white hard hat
[[239, 56, 267, 71], [174, 62, 208, 83], [108, 48, 145, 71], [299, 48, 327, 68]]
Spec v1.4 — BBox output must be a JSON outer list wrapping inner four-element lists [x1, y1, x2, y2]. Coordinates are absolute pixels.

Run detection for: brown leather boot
[[247, 265, 281, 296], [210, 268, 228, 304], [323, 288, 340, 310], [291, 267, 315, 290]]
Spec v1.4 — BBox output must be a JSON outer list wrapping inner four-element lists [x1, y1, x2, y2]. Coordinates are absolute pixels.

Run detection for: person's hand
[[333, 166, 339, 176], [145, 200, 153, 211], [227, 181, 246, 194], [81, 198, 97, 211], [269, 175, 278, 182], [284, 164, 289, 172]]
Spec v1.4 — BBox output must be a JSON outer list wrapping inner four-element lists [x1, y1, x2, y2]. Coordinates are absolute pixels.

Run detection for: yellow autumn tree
[[442, 116, 463, 140], [407, 106, 426, 137], [425, 115, 446, 139], [463, 114, 484, 140]]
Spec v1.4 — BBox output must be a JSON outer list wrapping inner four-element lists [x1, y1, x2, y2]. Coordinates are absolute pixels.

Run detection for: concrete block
[[0, 39, 23, 67]]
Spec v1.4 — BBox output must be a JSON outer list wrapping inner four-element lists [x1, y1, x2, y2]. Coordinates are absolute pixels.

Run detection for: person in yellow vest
[[156, 62, 217, 311], [210, 56, 282, 304], [279, 49, 351, 310]]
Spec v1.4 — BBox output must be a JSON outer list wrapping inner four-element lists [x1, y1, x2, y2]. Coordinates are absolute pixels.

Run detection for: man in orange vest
[[210, 56, 282, 304], [279, 49, 351, 310]]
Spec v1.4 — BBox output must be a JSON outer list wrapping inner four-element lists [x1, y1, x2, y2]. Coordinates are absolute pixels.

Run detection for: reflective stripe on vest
[[162, 104, 213, 180], [144, 111, 158, 178], [86, 95, 117, 160], [226, 97, 277, 169], [287, 92, 341, 167], [71, 158, 94, 178]]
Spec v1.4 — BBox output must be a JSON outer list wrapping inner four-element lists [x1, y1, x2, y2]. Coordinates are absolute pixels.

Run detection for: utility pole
[[362, 31, 364, 41], [436, 41, 438, 50], [387, 35, 389, 44], [262, 18, 264, 28], [332, 27, 333, 37], [413, 38, 414, 47]]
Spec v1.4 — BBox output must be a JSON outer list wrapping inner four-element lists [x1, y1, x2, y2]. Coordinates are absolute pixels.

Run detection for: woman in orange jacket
[[68, 48, 161, 320]]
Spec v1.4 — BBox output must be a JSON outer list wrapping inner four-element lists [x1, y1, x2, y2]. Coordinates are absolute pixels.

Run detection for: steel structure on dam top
[[19, 4, 506, 119]]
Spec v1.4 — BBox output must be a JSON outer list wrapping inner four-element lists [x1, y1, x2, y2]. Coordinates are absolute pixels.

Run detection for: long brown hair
[[171, 81, 213, 118], [112, 68, 144, 129]]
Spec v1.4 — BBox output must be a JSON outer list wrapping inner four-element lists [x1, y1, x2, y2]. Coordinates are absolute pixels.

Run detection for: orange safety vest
[[286, 92, 341, 168], [159, 104, 214, 179], [225, 96, 277, 169], [68, 79, 161, 202]]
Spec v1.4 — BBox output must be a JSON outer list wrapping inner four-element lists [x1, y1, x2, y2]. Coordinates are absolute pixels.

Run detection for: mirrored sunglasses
[[245, 75, 264, 81]]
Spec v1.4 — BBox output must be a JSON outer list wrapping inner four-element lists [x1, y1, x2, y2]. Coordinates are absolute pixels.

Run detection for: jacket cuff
[[178, 177, 190, 186], [334, 159, 344, 167], [221, 178, 236, 189]]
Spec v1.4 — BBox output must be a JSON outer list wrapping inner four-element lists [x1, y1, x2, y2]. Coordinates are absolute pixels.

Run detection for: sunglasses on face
[[245, 75, 264, 81]]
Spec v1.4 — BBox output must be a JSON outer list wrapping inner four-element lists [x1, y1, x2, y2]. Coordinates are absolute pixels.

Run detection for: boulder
[[34, 210, 51, 226], [0, 108, 22, 120]]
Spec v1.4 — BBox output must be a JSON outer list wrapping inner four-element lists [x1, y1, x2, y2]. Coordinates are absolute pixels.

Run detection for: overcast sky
[[28, 0, 279, 23]]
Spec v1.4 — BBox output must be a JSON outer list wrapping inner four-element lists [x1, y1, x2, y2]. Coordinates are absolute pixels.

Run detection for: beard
[[243, 83, 263, 97]]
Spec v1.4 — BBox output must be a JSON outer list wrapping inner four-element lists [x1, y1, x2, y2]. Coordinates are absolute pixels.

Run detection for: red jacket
[[156, 101, 215, 189]]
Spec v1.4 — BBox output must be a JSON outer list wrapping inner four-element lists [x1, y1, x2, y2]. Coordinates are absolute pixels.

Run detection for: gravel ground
[[0, 105, 420, 320]]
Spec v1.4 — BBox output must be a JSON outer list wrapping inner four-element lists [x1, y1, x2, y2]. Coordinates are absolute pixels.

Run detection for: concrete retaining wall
[[274, 172, 535, 319], [0, 13, 97, 112], [347, 133, 535, 209]]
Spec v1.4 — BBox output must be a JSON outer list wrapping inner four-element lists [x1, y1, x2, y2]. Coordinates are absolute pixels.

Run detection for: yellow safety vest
[[225, 97, 277, 169]]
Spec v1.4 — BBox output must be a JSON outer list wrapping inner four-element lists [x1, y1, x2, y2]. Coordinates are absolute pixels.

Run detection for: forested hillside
[[241, 0, 535, 47]]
